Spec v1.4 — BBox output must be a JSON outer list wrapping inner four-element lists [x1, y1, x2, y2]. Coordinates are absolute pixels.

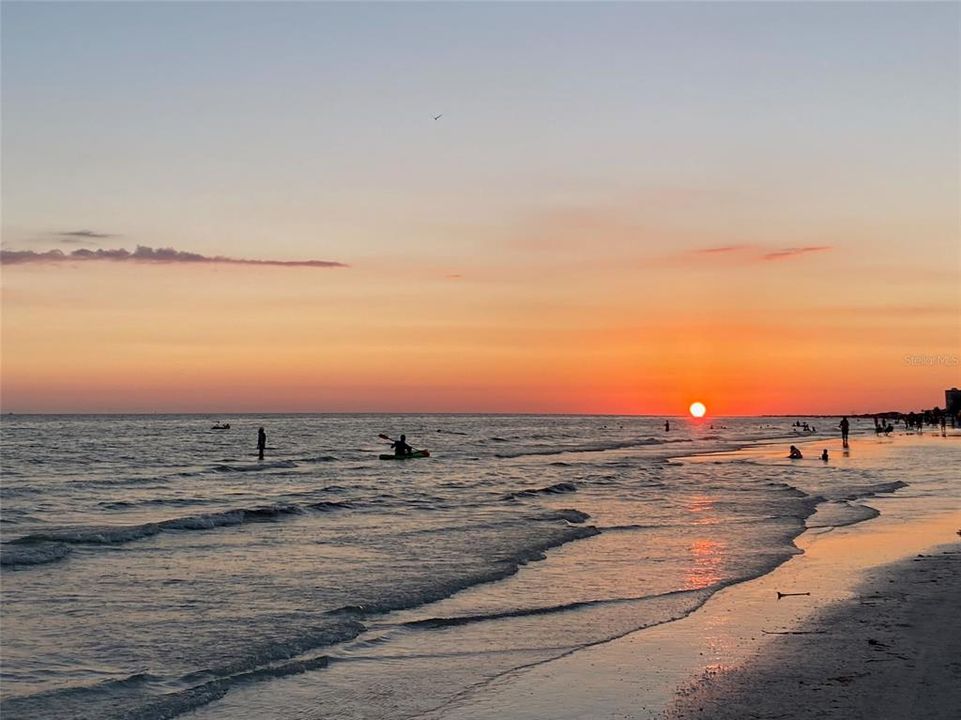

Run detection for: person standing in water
[[664, 420, 670, 432], [257, 427, 267, 460], [839, 416, 850, 448]]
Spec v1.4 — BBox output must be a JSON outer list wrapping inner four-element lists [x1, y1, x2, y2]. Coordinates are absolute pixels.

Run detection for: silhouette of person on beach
[[789, 445, 803, 459], [257, 427, 267, 460], [839, 416, 850, 448], [664, 420, 670, 432], [392, 434, 413, 456], [820, 449, 829, 461]]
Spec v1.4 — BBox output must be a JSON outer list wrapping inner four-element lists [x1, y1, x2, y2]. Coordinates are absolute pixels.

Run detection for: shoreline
[[426, 435, 961, 720], [667, 544, 961, 720]]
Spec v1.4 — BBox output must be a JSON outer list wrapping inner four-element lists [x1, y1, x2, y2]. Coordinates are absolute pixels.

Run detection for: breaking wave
[[2, 501, 350, 568]]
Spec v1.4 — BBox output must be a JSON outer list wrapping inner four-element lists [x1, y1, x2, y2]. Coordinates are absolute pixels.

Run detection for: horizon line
[[0, 410, 930, 418]]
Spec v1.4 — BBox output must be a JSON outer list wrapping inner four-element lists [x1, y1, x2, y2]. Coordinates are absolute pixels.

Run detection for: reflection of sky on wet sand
[[417, 511, 961, 720], [685, 538, 725, 590], [683, 495, 725, 589]]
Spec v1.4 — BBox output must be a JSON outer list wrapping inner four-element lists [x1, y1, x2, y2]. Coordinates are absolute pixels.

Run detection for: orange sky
[[3, 244, 958, 414], [2, 3, 959, 414]]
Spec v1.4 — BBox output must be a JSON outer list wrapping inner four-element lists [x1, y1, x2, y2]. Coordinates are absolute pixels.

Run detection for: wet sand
[[666, 433, 961, 720], [668, 545, 961, 720], [432, 433, 961, 720]]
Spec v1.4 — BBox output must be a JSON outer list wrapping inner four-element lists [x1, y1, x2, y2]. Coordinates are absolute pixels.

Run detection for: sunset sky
[[2, 1, 959, 414]]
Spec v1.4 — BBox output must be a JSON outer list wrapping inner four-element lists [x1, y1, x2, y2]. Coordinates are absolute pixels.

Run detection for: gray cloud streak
[[0, 245, 348, 268], [57, 230, 116, 240]]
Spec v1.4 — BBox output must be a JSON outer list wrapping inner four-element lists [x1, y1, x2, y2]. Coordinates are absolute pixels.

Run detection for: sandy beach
[[668, 546, 961, 720], [427, 433, 961, 720]]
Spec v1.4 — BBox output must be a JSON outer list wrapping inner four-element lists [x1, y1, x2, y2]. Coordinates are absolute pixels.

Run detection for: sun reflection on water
[[684, 494, 716, 525], [683, 494, 725, 588], [685, 538, 724, 589]]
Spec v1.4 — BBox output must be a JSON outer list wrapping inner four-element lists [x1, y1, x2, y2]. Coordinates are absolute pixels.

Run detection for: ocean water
[[0, 414, 955, 720]]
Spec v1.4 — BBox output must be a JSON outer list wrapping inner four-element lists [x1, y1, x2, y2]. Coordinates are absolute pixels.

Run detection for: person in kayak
[[392, 434, 414, 456]]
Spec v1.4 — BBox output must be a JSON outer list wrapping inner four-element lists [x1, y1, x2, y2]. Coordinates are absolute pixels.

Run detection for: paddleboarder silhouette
[[257, 427, 267, 460]]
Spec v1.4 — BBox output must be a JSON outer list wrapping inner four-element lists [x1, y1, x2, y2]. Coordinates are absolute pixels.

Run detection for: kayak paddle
[[378, 433, 423, 452]]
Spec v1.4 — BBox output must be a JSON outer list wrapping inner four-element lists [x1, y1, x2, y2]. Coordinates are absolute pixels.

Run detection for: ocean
[[1, 414, 955, 720]]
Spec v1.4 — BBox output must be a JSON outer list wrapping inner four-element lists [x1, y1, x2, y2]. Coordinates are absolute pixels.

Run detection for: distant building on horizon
[[946, 387, 961, 422]]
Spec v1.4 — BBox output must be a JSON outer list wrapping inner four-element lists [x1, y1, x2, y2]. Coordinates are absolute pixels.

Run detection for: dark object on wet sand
[[777, 591, 812, 599]]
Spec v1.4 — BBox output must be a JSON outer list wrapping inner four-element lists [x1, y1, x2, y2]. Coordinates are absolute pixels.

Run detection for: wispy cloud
[[691, 244, 754, 255], [0, 245, 348, 268], [760, 246, 832, 261], [683, 244, 833, 263], [56, 230, 117, 241]]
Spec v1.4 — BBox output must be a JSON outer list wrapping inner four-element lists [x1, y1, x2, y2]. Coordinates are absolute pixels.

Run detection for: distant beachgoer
[[789, 445, 803, 459], [257, 427, 267, 460], [392, 434, 413, 456], [820, 449, 829, 462], [941, 415, 947, 434], [839, 416, 849, 448], [664, 420, 670, 432]]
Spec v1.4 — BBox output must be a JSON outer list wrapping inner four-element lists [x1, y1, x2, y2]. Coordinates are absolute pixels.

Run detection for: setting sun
[[689, 402, 707, 418]]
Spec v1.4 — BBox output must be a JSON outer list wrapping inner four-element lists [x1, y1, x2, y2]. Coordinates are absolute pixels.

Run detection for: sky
[[2, 1, 959, 415]]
